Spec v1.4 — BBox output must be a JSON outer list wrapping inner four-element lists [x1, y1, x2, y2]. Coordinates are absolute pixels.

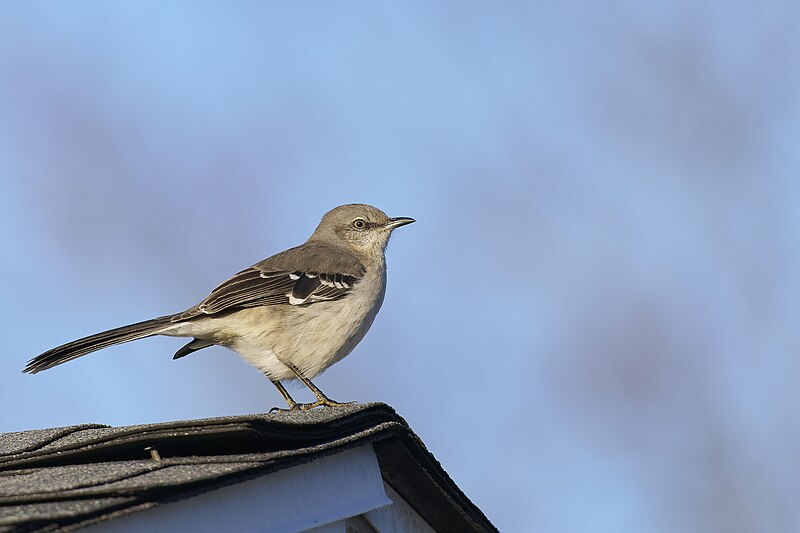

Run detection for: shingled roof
[[0, 403, 495, 532]]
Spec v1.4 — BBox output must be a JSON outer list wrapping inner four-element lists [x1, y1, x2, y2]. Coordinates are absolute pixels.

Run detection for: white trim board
[[87, 445, 392, 533]]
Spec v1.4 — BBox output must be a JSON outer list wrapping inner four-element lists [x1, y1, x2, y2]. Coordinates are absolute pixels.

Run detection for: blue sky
[[2, 3, 800, 531]]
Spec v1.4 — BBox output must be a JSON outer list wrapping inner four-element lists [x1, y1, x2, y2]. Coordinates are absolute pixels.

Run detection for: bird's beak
[[386, 217, 416, 229]]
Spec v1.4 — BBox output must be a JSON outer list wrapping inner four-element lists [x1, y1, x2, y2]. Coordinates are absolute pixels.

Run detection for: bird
[[23, 204, 415, 410]]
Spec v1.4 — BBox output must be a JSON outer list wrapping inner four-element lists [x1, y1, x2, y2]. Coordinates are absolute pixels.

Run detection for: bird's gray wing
[[253, 241, 366, 278], [175, 243, 364, 321]]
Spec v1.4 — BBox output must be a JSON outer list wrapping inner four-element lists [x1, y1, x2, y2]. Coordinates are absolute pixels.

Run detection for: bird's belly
[[199, 277, 385, 380], [278, 297, 380, 378]]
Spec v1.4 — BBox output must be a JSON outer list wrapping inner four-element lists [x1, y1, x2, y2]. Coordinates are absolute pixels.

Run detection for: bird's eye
[[353, 218, 366, 229]]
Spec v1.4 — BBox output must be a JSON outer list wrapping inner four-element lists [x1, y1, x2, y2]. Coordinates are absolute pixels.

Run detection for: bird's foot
[[269, 400, 302, 413], [299, 398, 356, 411], [268, 398, 356, 412]]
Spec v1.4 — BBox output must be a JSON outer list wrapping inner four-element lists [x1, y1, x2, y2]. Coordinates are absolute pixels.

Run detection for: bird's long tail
[[23, 316, 175, 374]]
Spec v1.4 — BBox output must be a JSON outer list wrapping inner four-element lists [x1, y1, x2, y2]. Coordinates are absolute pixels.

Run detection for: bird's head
[[309, 204, 415, 259]]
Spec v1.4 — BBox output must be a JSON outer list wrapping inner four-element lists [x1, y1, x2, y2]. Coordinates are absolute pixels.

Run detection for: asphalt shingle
[[0, 403, 495, 533]]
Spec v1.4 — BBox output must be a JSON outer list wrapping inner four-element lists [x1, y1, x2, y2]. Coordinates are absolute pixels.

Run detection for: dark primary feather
[[176, 262, 362, 322], [177, 269, 359, 320], [173, 241, 365, 320], [192, 268, 294, 314], [292, 274, 321, 301]]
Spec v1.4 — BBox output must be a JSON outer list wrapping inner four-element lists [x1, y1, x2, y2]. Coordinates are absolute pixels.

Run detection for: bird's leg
[[285, 362, 353, 410], [268, 376, 301, 412]]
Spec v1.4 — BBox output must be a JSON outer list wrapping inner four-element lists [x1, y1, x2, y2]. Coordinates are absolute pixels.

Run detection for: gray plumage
[[24, 204, 414, 410]]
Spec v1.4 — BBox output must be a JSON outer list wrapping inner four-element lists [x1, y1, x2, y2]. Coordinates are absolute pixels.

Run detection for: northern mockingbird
[[24, 204, 414, 410]]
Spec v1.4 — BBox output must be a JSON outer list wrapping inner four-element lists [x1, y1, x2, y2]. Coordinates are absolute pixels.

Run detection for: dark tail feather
[[23, 316, 174, 374], [173, 338, 214, 360]]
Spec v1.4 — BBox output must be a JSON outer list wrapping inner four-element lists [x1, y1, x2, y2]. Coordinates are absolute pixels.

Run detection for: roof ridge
[[0, 403, 405, 470]]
